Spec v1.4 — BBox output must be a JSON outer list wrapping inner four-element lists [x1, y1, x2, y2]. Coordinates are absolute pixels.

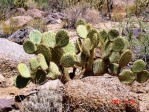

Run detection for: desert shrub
[[127, 0, 149, 16], [63, 3, 100, 28], [1, 18, 22, 34], [27, 19, 47, 32]]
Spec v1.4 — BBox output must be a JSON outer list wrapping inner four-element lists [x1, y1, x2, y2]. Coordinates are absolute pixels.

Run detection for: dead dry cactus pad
[[14, 19, 149, 88]]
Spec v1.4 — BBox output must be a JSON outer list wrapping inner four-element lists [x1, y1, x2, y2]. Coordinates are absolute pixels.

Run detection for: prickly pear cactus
[[15, 21, 149, 89]]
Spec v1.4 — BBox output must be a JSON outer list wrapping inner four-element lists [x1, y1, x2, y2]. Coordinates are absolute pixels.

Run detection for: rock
[[7, 27, 34, 44], [40, 79, 63, 90], [45, 13, 64, 24], [3, 16, 33, 28], [0, 99, 15, 112], [0, 38, 34, 78], [64, 74, 140, 112], [17, 8, 26, 14], [22, 80, 63, 112], [25, 9, 45, 19]]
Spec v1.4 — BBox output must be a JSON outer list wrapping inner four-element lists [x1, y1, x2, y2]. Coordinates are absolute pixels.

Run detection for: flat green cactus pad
[[76, 19, 86, 27], [93, 59, 105, 75], [62, 42, 75, 54], [37, 44, 51, 64], [75, 52, 87, 67], [48, 62, 61, 80], [122, 39, 130, 51], [132, 59, 146, 73], [101, 41, 112, 58], [41, 31, 56, 48], [87, 29, 99, 48], [23, 40, 37, 54], [82, 38, 92, 56], [29, 57, 40, 71], [17, 63, 30, 78], [34, 70, 46, 84], [14, 75, 30, 88], [109, 63, 119, 76], [112, 37, 125, 52], [119, 69, 135, 85], [60, 53, 76, 67], [29, 30, 42, 44], [109, 52, 120, 63], [108, 29, 119, 41], [51, 47, 63, 65], [55, 30, 69, 47], [37, 54, 48, 71], [136, 70, 149, 83], [119, 50, 133, 68], [76, 25, 88, 39], [99, 30, 108, 44]]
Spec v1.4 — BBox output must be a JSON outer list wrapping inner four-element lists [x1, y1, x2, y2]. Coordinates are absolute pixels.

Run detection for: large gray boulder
[[0, 38, 34, 78]]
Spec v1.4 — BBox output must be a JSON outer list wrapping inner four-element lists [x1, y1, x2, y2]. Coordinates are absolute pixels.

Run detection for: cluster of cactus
[[15, 19, 149, 88], [75, 20, 149, 85], [14, 29, 76, 88]]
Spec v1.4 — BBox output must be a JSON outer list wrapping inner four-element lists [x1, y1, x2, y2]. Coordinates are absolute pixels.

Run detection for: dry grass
[[63, 3, 100, 28]]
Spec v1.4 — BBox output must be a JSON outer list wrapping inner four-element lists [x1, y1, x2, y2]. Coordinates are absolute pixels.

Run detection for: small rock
[[26, 9, 45, 19], [40, 79, 63, 90], [7, 27, 34, 44], [22, 80, 63, 112]]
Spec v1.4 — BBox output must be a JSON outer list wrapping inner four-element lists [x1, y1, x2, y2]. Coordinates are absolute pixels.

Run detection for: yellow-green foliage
[[1, 18, 21, 34]]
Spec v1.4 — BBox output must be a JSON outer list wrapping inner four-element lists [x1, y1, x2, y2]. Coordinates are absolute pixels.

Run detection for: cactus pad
[[108, 29, 119, 41], [62, 41, 75, 54], [75, 52, 87, 67], [122, 39, 130, 51], [76, 25, 88, 39], [55, 30, 69, 47], [109, 52, 120, 63], [34, 70, 46, 84], [29, 30, 42, 44], [51, 47, 63, 65], [112, 37, 125, 52], [132, 59, 146, 73], [99, 30, 108, 44], [23, 40, 37, 54], [60, 53, 76, 67], [87, 29, 99, 48], [37, 54, 48, 71], [14, 75, 30, 88], [119, 50, 133, 68], [76, 19, 86, 27], [109, 63, 119, 75], [29, 57, 40, 71], [37, 44, 51, 64], [41, 31, 56, 48], [101, 41, 112, 58], [82, 38, 93, 56], [17, 63, 30, 78], [136, 70, 149, 83], [48, 62, 61, 80], [93, 59, 105, 75], [119, 69, 135, 85]]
